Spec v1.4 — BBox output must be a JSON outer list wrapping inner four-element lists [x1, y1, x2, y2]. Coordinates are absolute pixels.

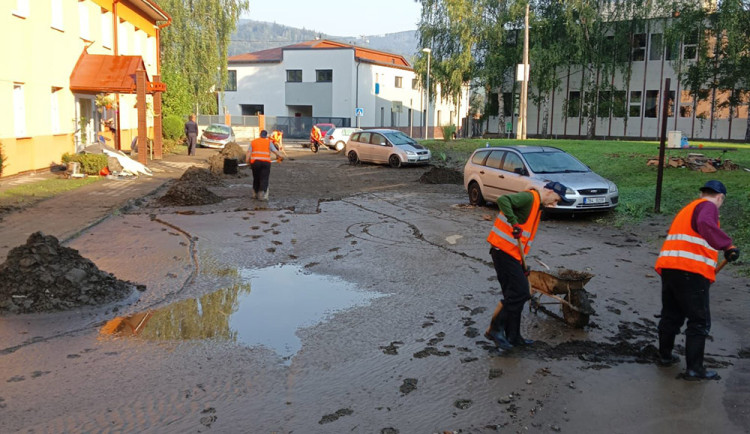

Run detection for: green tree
[[159, 0, 249, 117]]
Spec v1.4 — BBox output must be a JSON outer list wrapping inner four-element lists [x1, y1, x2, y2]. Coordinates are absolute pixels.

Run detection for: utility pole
[[520, 3, 530, 140]]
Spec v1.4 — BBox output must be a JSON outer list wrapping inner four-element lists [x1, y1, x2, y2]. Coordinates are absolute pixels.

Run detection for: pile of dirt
[[207, 142, 248, 176], [178, 166, 226, 186], [157, 166, 225, 207], [418, 166, 463, 184], [646, 154, 739, 172], [0, 232, 140, 314]]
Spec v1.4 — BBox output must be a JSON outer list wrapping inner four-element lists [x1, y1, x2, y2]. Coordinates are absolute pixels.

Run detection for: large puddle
[[100, 265, 382, 362]]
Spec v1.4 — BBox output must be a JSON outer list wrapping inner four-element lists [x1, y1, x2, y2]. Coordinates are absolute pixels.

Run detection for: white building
[[223, 40, 470, 139]]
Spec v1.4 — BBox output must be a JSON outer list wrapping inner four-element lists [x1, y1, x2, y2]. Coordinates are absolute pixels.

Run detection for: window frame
[[567, 91, 582, 117], [225, 70, 237, 91], [316, 69, 333, 83], [394, 76, 402, 88], [629, 91, 642, 117], [286, 69, 302, 82]]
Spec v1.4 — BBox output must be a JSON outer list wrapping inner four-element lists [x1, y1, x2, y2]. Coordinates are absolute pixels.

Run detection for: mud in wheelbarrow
[[528, 269, 595, 328]]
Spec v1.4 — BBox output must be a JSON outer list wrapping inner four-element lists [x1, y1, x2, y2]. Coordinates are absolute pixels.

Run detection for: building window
[[679, 90, 693, 117], [629, 91, 642, 117], [395, 76, 402, 88], [644, 90, 659, 118], [79, 1, 90, 41], [286, 70, 302, 82], [226, 70, 237, 91], [101, 9, 112, 48], [51, 0, 63, 30], [649, 33, 662, 61], [316, 69, 333, 82], [412, 78, 418, 89], [683, 32, 699, 60], [14, 84, 27, 137], [612, 91, 627, 117], [631, 33, 646, 61], [567, 91, 581, 117], [13, 0, 29, 18], [597, 91, 611, 118], [51, 87, 61, 134]]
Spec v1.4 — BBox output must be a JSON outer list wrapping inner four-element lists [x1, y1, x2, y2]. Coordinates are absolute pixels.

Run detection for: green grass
[[423, 138, 750, 273], [0, 177, 101, 208]]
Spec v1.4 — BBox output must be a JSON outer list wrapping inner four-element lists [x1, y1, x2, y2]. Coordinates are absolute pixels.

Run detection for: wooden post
[[654, 78, 671, 213], [153, 74, 163, 159], [136, 68, 148, 165]]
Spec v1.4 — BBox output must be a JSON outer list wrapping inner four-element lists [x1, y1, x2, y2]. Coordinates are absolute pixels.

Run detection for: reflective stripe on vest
[[655, 198, 719, 282], [486, 190, 542, 261], [250, 138, 272, 163]]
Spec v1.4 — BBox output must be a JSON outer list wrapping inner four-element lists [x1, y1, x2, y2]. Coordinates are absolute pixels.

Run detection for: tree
[[159, 0, 249, 117]]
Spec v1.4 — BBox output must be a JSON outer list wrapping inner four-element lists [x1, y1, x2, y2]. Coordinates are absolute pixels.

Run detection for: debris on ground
[[0, 232, 140, 314], [646, 153, 739, 172], [157, 166, 225, 207], [419, 166, 463, 184], [207, 142, 249, 177]]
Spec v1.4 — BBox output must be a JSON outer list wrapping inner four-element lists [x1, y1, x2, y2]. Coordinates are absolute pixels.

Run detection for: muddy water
[[1, 189, 749, 432]]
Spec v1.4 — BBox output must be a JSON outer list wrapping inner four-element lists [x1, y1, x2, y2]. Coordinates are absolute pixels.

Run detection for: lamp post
[[422, 47, 431, 140]]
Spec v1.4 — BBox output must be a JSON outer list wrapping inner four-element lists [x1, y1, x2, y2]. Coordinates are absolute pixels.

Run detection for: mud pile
[[157, 166, 224, 207], [0, 232, 139, 314], [419, 166, 463, 184], [207, 142, 248, 177]]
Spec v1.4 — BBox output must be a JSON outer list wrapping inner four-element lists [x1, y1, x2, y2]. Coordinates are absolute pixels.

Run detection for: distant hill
[[229, 19, 420, 62]]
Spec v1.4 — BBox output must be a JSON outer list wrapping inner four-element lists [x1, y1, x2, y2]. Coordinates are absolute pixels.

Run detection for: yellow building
[[1, 0, 170, 177]]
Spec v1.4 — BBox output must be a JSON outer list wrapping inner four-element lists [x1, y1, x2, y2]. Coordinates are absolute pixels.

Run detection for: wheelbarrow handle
[[715, 259, 728, 273]]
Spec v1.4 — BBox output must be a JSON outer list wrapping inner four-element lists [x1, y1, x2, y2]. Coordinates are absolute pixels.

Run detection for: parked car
[[324, 127, 362, 151], [199, 124, 235, 149], [345, 129, 431, 168], [463, 146, 618, 212]]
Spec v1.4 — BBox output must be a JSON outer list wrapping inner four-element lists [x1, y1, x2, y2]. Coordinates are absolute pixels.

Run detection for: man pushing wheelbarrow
[[484, 182, 573, 351]]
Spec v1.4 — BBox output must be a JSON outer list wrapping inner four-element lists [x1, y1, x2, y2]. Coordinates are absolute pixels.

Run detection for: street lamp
[[422, 47, 431, 140]]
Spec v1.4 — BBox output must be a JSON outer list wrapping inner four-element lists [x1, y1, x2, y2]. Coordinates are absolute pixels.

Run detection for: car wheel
[[388, 154, 401, 168], [335, 141, 345, 152], [348, 150, 359, 164], [468, 182, 485, 206]]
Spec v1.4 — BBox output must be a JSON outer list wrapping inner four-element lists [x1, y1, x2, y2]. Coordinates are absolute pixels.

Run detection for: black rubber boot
[[485, 309, 513, 350], [684, 334, 719, 380], [507, 311, 534, 346], [657, 331, 679, 367]]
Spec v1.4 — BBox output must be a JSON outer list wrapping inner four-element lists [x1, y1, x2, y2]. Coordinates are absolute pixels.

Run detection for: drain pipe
[[355, 60, 361, 128]]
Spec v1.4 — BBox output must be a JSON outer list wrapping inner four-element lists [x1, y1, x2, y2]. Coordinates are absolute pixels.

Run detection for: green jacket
[[497, 191, 535, 225]]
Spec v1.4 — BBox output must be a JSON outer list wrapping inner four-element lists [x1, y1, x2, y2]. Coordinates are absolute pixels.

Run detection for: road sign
[[355, 107, 364, 117]]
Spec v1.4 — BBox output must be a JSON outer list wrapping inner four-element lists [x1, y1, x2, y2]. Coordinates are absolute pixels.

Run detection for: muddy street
[[1, 148, 749, 433]]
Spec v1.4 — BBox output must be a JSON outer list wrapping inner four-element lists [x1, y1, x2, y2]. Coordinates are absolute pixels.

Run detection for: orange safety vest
[[655, 198, 720, 282], [270, 131, 283, 145], [250, 137, 272, 163], [487, 190, 542, 261], [311, 126, 321, 141]]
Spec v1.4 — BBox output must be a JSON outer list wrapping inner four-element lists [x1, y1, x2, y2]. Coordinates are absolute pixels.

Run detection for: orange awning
[[70, 50, 162, 94]]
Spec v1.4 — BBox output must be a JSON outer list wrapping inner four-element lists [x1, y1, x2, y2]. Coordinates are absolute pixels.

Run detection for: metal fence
[[196, 115, 350, 139]]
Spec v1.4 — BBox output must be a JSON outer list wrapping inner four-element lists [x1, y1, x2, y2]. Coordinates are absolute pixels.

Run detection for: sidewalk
[[0, 149, 211, 260]]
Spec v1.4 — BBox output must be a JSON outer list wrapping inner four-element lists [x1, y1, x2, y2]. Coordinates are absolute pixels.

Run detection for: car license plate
[[584, 197, 606, 204]]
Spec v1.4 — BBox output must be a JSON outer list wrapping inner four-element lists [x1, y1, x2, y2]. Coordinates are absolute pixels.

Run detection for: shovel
[[517, 238, 529, 274], [716, 259, 728, 273]]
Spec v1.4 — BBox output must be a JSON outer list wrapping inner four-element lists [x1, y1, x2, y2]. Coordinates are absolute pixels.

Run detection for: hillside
[[229, 19, 420, 62]]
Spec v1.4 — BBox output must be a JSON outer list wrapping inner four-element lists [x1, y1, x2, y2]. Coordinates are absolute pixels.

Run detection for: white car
[[199, 124, 235, 149], [346, 129, 431, 168], [323, 127, 362, 151], [463, 145, 619, 212]]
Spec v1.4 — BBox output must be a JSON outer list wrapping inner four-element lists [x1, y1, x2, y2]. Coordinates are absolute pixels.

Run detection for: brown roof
[[70, 50, 151, 94], [229, 39, 412, 70]]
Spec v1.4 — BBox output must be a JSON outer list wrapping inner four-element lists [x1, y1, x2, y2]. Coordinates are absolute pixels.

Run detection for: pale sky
[[242, 0, 422, 37]]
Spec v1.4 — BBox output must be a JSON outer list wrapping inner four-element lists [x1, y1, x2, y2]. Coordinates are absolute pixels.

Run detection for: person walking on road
[[246, 130, 283, 200], [655, 180, 740, 380], [484, 182, 572, 351], [184, 114, 198, 156]]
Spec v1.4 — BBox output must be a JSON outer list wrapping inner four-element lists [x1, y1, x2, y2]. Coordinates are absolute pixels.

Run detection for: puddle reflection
[[100, 265, 381, 361]]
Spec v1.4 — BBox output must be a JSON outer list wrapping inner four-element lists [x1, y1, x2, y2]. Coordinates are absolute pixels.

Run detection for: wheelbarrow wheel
[[562, 289, 591, 328]]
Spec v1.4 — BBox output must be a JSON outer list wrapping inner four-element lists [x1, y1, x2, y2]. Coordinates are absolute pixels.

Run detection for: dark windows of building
[[597, 91, 611, 118], [632, 33, 647, 61], [395, 76, 402, 88], [241, 104, 264, 115], [649, 33, 663, 61], [316, 69, 333, 82], [503, 93, 513, 117], [613, 91, 627, 118], [226, 70, 237, 91], [629, 91, 642, 117], [567, 91, 581, 117], [412, 78, 418, 89], [683, 32, 699, 60], [666, 90, 676, 117], [679, 90, 694, 117], [486, 92, 499, 116], [286, 70, 302, 82], [644, 90, 659, 118]]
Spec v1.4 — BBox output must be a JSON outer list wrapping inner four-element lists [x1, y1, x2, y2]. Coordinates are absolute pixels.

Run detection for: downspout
[[113, 0, 121, 150], [355, 60, 361, 128]]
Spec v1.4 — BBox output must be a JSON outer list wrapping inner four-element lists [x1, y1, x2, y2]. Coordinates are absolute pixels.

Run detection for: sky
[[242, 0, 422, 37]]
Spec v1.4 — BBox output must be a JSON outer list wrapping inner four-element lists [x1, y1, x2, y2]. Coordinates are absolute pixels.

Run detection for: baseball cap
[[544, 181, 573, 205], [699, 180, 727, 195]]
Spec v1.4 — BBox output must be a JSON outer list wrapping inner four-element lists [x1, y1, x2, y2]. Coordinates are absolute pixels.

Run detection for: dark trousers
[[658, 268, 711, 339], [187, 134, 197, 156], [250, 160, 271, 193], [490, 248, 531, 315]]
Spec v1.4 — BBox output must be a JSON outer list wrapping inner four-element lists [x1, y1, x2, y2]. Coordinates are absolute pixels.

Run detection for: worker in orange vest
[[246, 130, 283, 200], [310, 125, 322, 152], [484, 182, 572, 352], [654, 180, 739, 380], [270, 130, 287, 157]]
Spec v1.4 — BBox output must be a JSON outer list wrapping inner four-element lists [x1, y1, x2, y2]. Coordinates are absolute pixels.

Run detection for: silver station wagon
[[346, 129, 431, 168], [463, 146, 619, 212]]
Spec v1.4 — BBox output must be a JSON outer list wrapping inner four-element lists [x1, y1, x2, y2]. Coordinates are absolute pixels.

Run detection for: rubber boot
[[657, 331, 679, 367], [684, 334, 718, 380], [485, 305, 513, 350], [507, 311, 534, 346], [251, 190, 257, 199], [261, 190, 269, 201]]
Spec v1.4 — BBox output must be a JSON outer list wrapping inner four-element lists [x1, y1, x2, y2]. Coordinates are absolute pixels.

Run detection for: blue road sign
[[355, 108, 364, 117]]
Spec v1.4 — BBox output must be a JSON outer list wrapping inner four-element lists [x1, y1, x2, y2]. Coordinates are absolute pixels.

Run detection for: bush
[[163, 115, 184, 140], [162, 138, 186, 154], [61, 153, 108, 175], [441, 125, 457, 141], [0, 140, 5, 177]]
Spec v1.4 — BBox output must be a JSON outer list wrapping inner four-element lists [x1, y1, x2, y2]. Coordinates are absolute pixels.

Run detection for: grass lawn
[[423, 138, 750, 273], [0, 177, 101, 209]]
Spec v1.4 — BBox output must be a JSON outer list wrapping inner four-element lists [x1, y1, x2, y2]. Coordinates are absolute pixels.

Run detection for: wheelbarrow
[[527, 268, 595, 328]]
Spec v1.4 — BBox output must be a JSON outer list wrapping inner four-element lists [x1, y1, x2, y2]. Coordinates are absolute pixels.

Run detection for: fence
[[196, 115, 350, 140]]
